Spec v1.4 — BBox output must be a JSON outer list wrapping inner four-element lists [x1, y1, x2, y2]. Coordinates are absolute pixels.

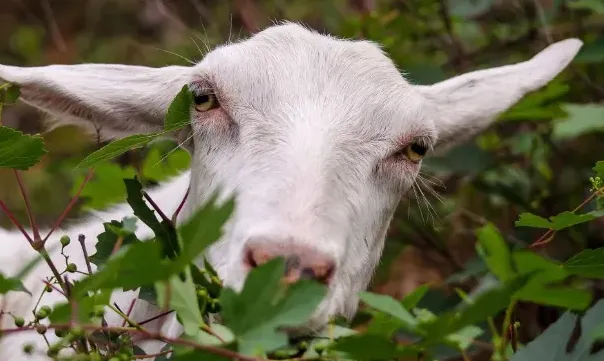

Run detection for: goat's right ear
[[0, 64, 192, 139]]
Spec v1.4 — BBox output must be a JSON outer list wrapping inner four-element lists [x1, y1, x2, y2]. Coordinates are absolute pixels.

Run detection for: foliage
[[0, 1, 604, 361]]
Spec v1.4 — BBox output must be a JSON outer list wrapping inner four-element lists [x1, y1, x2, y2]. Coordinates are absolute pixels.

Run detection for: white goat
[[0, 23, 582, 360]]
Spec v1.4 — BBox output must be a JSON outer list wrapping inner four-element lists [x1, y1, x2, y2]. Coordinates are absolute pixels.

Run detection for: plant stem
[[172, 187, 190, 223], [143, 191, 171, 224], [0, 323, 261, 361], [13, 170, 41, 242], [499, 299, 517, 356], [530, 186, 604, 248], [108, 304, 142, 330], [77, 234, 93, 274], [40, 247, 67, 293], [0, 199, 33, 244], [43, 168, 94, 242]]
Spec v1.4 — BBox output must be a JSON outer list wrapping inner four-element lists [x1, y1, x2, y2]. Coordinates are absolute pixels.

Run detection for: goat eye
[[402, 142, 428, 163], [194, 93, 219, 112]]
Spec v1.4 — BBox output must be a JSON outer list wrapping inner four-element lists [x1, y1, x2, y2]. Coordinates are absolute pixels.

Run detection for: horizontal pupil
[[410, 143, 427, 155], [195, 94, 210, 104]]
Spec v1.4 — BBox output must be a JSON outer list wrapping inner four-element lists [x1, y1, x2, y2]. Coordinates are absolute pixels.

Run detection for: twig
[[172, 187, 190, 223], [78, 234, 93, 274], [44, 169, 94, 242], [201, 324, 226, 343], [14, 170, 41, 242], [0, 199, 33, 244], [122, 299, 137, 327], [529, 186, 604, 248], [39, 247, 67, 293], [138, 310, 174, 326], [0, 323, 261, 361], [142, 191, 171, 224], [111, 236, 124, 255], [42, 279, 65, 296]]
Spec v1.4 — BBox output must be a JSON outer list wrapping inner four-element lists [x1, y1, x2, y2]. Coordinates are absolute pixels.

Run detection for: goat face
[[0, 23, 582, 331]]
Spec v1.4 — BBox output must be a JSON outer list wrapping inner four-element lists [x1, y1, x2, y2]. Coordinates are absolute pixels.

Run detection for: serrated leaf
[[515, 213, 552, 229], [156, 268, 203, 337], [89, 219, 141, 268], [476, 223, 514, 281], [124, 177, 180, 259], [510, 299, 604, 361], [0, 126, 47, 170], [220, 258, 327, 355], [49, 290, 111, 324], [164, 85, 193, 131], [359, 292, 416, 326], [74, 162, 137, 210], [513, 251, 591, 310], [77, 133, 161, 169], [563, 248, 604, 279], [516, 210, 604, 231], [74, 195, 232, 296], [0, 273, 28, 295], [333, 333, 419, 360]]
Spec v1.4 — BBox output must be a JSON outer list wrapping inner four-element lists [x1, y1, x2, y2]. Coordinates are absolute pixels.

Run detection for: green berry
[[35, 324, 47, 334], [13, 316, 25, 327], [60, 235, 71, 247], [22, 344, 34, 354], [46, 348, 58, 357], [55, 329, 68, 338], [40, 305, 52, 314], [70, 325, 84, 337], [93, 305, 105, 317], [119, 353, 131, 361], [66, 263, 77, 273], [35, 309, 48, 319]]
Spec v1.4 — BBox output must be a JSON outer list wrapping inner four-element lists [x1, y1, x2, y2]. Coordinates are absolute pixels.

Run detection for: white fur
[[0, 23, 582, 360]]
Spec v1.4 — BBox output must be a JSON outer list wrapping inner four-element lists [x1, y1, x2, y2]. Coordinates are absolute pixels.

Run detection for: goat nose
[[243, 241, 335, 285]]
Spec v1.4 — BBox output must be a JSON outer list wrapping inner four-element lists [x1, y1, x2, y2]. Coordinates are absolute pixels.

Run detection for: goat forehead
[[193, 26, 431, 144]]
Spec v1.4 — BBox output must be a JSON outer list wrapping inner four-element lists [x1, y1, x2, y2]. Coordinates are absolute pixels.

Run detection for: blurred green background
[[0, 0, 603, 350]]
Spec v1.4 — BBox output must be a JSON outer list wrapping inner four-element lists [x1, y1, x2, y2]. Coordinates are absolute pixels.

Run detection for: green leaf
[[476, 224, 514, 281], [76, 133, 161, 169], [156, 268, 203, 337], [419, 276, 530, 342], [0, 273, 28, 295], [552, 104, 604, 140], [563, 248, 604, 279], [567, 0, 604, 14], [49, 290, 111, 323], [515, 213, 552, 229], [575, 38, 604, 64], [513, 251, 591, 310], [359, 292, 416, 326], [333, 334, 418, 360], [142, 146, 190, 182], [124, 177, 180, 259], [220, 258, 327, 355], [515, 210, 604, 230], [401, 284, 430, 310], [73, 242, 170, 296], [0, 126, 47, 170], [164, 85, 193, 131], [74, 195, 232, 296], [74, 162, 137, 210], [595, 161, 604, 179], [89, 219, 142, 268], [510, 299, 604, 361], [1, 83, 21, 104]]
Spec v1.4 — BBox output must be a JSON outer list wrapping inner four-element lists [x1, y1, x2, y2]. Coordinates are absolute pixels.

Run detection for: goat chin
[[0, 172, 191, 360]]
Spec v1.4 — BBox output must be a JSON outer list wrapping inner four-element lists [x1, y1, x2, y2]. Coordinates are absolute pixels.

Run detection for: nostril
[[243, 240, 336, 285]]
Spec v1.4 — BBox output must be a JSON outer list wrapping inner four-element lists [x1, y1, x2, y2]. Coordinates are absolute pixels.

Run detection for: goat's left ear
[[0, 64, 192, 139], [417, 39, 583, 152]]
